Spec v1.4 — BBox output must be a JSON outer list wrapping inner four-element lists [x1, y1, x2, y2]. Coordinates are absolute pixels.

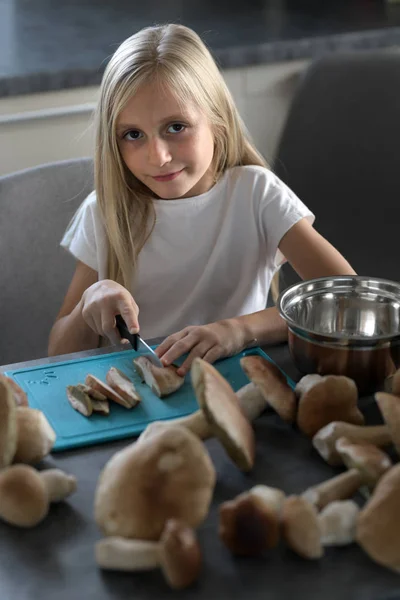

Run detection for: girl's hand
[[156, 319, 246, 377], [80, 280, 139, 344]]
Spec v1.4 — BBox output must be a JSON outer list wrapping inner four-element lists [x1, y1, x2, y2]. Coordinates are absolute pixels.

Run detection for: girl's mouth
[[153, 169, 184, 182]]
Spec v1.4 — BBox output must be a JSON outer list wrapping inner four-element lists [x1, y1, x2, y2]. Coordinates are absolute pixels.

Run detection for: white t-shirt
[[61, 165, 314, 339]]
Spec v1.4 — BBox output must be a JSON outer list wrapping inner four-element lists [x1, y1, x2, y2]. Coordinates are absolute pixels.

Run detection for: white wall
[[0, 59, 308, 176]]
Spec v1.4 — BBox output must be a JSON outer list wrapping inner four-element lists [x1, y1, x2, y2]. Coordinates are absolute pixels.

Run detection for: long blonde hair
[[94, 24, 279, 300]]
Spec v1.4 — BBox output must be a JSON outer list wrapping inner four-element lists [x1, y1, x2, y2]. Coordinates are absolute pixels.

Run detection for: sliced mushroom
[[282, 496, 323, 559], [297, 375, 364, 438], [96, 519, 201, 589], [133, 357, 184, 398], [219, 485, 285, 556], [91, 399, 110, 415], [312, 421, 392, 466], [106, 367, 141, 407], [240, 355, 296, 423], [94, 425, 216, 540], [77, 383, 107, 402], [356, 463, 400, 572], [0, 375, 29, 406], [66, 385, 93, 417], [13, 408, 56, 464], [0, 465, 77, 527], [85, 374, 131, 409], [302, 438, 392, 510], [319, 500, 359, 546], [375, 391, 400, 457], [191, 358, 255, 471], [0, 378, 18, 468]]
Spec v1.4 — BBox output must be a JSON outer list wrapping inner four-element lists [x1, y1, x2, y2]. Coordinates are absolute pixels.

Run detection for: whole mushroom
[[13, 407, 56, 464]]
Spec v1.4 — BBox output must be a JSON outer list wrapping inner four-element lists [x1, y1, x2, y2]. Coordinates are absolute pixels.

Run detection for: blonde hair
[[94, 23, 280, 300]]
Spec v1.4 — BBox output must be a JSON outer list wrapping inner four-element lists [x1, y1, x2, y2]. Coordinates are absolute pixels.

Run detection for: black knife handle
[[115, 314, 138, 350]]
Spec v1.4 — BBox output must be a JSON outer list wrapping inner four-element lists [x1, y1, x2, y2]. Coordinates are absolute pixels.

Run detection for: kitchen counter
[[1, 342, 400, 600], [2, 0, 400, 97]]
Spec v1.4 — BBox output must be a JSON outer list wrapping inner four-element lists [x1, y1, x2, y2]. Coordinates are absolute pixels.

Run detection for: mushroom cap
[[0, 378, 17, 468], [319, 500, 359, 546], [356, 463, 400, 572], [335, 437, 392, 488], [94, 425, 216, 540], [219, 493, 281, 556], [375, 391, 400, 456], [13, 407, 56, 464], [191, 358, 255, 471], [133, 357, 184, 398], [295, 374, 324, 398], [0, 375, 29, 406], [282, 496, 323, 559], [159, 519, 202, 589], [240, 355, 296, 423], [0, 464, 48, 527], [297, 375, 364, 438]]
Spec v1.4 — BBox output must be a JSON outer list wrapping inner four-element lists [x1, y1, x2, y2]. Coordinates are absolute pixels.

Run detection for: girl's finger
[[117, 299, 140, 334], [160, 332, 202, 367], [156, 330, 188, 358], [202, 346, 223, 365], [102, 314, 121, 345], [176, 342, 214, 376]]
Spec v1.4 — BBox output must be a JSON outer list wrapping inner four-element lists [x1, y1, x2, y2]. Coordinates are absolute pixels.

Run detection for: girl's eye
[[123, 130, 142, 141], [167, 123, 186, 134]]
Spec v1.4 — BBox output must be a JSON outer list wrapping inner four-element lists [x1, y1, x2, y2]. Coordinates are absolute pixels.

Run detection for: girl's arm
[[157, 218, 356, 375]]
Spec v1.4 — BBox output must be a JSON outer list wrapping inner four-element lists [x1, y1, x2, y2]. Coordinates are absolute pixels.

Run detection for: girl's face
[[116, 82, 215, 199]]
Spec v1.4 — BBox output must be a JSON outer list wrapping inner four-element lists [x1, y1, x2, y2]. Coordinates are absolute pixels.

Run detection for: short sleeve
[[259, 171, 315, 269], [60, 191, 103, 272]]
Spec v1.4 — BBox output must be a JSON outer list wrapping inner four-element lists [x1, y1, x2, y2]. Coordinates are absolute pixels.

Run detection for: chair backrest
[[0, 158, 94, 365], [274, 50, 400, 290]]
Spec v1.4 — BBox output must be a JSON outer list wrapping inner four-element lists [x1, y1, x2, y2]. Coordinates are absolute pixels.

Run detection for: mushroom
[[240, 355, 296, 423], [219, 485, 285, 556], [356, 463, 400, 572], [375, 391, 400, 456], [85, 374, 131, 408], [319, 500, 359, 546], [106, 367, 141, 407], [312, 421, 391, 466], [383, 367, 400, 395], [0, 375, 29, 406], [302, 438, 392, 510], [0, 377, 17, 469], [94, 424, 216, 540], [295, 374, 324, 398], [13, 407, 56, 464], [77, 384, 110, 415], [282, 496, 323, 559], [66, 385, 93, 416], [297, 375, 364, 438], [191, 358, 255, 471], [95, 519, 201, 589], [0, 465, 77, 527], [133, 357, 184, 398]]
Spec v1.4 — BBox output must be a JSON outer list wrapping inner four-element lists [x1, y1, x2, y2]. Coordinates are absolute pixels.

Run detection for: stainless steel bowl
[[277, 276, 400, 392]]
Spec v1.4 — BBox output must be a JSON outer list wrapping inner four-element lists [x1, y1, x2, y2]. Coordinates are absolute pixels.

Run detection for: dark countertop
[[2, 0, 400, 97], [1, 343, 400, 600]]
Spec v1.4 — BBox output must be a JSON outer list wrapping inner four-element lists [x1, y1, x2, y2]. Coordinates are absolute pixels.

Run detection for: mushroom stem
[[318, 500, 359, 546], [169, 412, 211, 439], [39, 469, 77, 502], [302, 470, 362, 510], [312, 422, 391, 466], [96, 538, 160, 570]]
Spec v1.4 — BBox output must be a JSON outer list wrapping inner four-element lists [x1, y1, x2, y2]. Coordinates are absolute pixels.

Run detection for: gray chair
[[273, 50, 400, 290], [0, 158, 94, 365]]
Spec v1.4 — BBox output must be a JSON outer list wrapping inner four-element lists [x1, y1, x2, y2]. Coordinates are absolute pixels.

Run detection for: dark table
[[1, 343, 399, 600]]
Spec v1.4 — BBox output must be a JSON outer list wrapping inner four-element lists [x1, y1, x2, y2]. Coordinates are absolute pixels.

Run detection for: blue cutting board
[[5, 346, 294, 452]]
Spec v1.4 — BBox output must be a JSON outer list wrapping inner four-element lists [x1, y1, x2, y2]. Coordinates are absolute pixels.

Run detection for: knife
[[115, 314, 164, 368]]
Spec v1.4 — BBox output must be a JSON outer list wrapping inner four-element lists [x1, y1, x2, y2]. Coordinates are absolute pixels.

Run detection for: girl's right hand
[[80, 280, 139, 345]]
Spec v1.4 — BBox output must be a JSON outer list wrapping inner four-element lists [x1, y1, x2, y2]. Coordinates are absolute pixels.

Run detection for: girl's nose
[[147, 137, 172, 167]]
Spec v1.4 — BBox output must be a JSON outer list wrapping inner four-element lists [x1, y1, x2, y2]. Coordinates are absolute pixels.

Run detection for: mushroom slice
[[297, 375, 364, 438], [14, 408, 56, 464], [66, 385, 93, 417], [240, 355, 296, 423], [91, 399, 110, 415], [106, 367, 141, 407], [85, 374, 131, 409], [133, 357, 184, 398], [0, 378, 17, 468], [77, 383, 107, 402], [0, 375, 29, 407], [375, 391, 400, 457], [191, 358, 255, 472], [356, 463, 400, 572], [95, 519, 202, 590], [282, 496, 323, 559], [94, 425, 216, 540]]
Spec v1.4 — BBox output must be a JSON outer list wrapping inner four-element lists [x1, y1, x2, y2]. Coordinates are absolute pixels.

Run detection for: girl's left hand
[[155, 319, 246, 377]]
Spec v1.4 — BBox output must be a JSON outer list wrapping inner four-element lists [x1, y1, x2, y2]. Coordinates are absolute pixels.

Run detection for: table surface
[[1, 343, 399, 600]]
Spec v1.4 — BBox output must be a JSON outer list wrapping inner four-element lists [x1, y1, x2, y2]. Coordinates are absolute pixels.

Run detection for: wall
[[0, 59, 308, 176]]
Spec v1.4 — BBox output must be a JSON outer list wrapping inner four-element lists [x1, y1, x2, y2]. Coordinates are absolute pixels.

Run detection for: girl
[[48, 24, 355, 375]]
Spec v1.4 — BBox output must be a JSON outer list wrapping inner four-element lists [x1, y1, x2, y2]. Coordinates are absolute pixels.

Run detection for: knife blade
[[115, 315, 164, 368]]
